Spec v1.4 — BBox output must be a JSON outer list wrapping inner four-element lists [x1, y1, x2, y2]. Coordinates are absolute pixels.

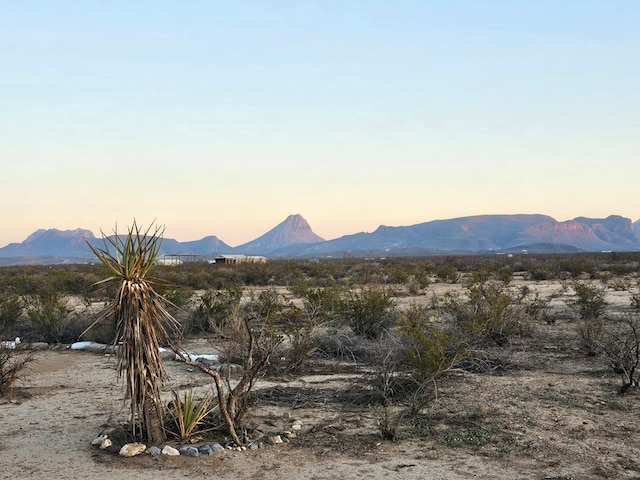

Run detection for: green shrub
[[280, 303, 318, 372], [340, 286, 396, 339], [26, 293, 74, 343], [401, 322, 466, 382], [294, 284, 345, 322], [187, 287, 242, 335], [442, 282, 528, 347], [435, 265, 459, 283], [571, 281, 607, 320], [497, 266, 513, 285], [0, 293, 24, 338]]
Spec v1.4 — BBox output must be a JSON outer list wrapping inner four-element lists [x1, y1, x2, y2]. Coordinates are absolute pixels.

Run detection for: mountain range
[[0, 213, 639, 265]]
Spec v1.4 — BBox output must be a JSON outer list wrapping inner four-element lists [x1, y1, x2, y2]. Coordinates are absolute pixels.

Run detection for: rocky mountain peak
[[234, 214, 325, 254]]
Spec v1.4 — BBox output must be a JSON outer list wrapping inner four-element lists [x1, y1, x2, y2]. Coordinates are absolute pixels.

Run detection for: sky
[[1, 0, 638, 247]]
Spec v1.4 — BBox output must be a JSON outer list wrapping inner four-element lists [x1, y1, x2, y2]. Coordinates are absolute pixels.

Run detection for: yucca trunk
[[114, 278, 173, 443], [144, 396, 165, 445]]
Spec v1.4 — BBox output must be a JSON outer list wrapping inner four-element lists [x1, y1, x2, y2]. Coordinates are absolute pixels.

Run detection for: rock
[[282, 411, 291, 419], [162, 445, 180, 456], [70, 341, 106, 353], [28, 342, 50, 351], [210, 443, 225, 453], [1, 337, 21, 349], [265, 435, 283, 446], [291, 422, 302, 431], [100, 437, 113, 449], [179, 446, 199, 457], [85, 343, 108, 354], [119, 443, 146, 457], [159, 348, 175, 361], [146, 446, 162, 455], [198, 445, 213, 455], [91, 434, 107, 447], [249, 442, 259, 450]]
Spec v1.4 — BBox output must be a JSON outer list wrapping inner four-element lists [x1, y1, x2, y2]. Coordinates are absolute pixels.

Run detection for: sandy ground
[[0, 349, 507, 480], [2, 279, 640, 479]]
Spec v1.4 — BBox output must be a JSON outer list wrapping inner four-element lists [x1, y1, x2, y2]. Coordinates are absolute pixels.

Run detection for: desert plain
[[1, 266, 640, 480]]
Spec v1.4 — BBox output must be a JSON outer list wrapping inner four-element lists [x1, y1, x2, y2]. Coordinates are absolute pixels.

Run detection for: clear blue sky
[[1, 0, 638, 247]]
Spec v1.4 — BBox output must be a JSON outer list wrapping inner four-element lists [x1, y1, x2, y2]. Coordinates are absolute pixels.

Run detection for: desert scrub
[[594, 314, 640, 393], [280, 300, 330, 373], [571, 281, 608, 355], [293, 284, 345, 322], [0, 292, 23, 338], [339, 286, 397, 339], [0, 345, 35, 396], [571, 281, 607, 320], [441, 281, 529, 347], [186, 286, 242, 335], [435, 265, 459, 283], [25, 292, 74, 343], [399, 303, 470, 386]]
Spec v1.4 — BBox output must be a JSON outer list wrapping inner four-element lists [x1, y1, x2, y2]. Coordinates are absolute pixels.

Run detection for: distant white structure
[[211, 254, 267, 264], [158, 254, 208, 265]]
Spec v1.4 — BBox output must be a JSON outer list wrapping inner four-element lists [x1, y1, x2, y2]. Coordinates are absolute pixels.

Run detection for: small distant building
[[212, 254, 267, 264], [159, 254, 208, 265]]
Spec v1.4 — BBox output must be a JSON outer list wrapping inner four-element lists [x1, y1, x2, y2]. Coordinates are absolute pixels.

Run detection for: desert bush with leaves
[[399, 307, 468, 383], [435, 265, 459, 283], [339, 286, 397, 339], [292, 284, 345, 322], [25, 293, 74, 343], [571, 281, 608, 355], [184, 287, 242, 335], [571, 281, 608, 320], [279, 303, 320, 373], [0, 292, 24, 338], [441, 281, 529, 348]]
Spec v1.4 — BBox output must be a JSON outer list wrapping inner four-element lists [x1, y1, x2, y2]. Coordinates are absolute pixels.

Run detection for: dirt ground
[[2, 279, 640, 480]]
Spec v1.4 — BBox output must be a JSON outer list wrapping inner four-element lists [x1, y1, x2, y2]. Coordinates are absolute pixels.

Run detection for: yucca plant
[[85, 221, 180, 444], [168, 388, 215, 441]]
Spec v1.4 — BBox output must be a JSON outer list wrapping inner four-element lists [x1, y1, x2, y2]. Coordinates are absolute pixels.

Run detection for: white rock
[[176, 351, 220, 363], [265, 435, 283, 445], [70, 341, 92, 350], [162, 445, 180, 456], [1, 337, 20, 349], [291, 422, 302, 431], [119, 443, 146, 457], [100, 437, 113, 449], [91, 434, 107, 446]]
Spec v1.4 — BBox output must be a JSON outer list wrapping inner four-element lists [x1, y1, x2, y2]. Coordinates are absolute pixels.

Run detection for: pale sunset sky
[[1, 1, 638, 247]]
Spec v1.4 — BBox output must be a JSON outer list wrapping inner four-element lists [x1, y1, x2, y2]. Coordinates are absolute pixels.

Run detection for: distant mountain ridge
[[0, 213, 638, 265]]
